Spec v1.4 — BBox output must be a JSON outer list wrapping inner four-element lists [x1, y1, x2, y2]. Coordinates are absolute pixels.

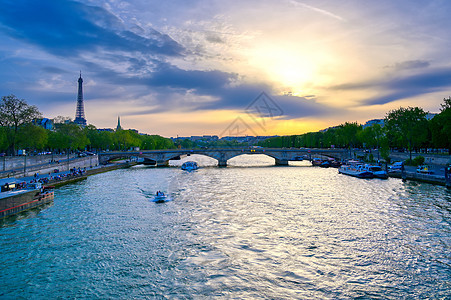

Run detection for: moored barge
[[0, 179, 54, 219]]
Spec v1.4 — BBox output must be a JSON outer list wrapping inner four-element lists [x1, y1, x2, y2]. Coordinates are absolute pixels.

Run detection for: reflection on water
[[0, 155, 450, 299]]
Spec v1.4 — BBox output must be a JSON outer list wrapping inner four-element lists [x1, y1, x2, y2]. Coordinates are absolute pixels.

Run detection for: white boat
[[153, 191, 167, 203], [388, 161, 403, 173], [362, 164, 388, 179], [338, 161, 373, 178], [416, 165, 434, 174], [181, 161, 198, 171]]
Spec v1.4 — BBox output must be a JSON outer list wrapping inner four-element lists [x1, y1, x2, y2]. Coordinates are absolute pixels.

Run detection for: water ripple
[[0, 156, 450, 298]]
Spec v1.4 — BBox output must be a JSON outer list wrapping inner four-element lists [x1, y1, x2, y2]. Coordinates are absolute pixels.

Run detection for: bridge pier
[[156, 160, 169, 167], [275, 159, 289, 166], [218, 160, 227, 167]]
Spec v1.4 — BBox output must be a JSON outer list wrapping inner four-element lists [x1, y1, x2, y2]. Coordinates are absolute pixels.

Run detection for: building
[[363, 119, 384, 129], [116, 116, 122, 131], [97, 128, 114, 132], [33, 118, 53, 130], [74, 72, 87, 126], [426, 113, 437, 120]]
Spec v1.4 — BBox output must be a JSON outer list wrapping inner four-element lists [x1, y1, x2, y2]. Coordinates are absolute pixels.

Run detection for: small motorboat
[[153, 191, 168, 203], [338, 161, 373, 178], [416, 165, 434, 175], [181, 161, 198, 171], [320, 160, 331, 168], [311, 158, 323, 166], [363, 164, 388, 179]]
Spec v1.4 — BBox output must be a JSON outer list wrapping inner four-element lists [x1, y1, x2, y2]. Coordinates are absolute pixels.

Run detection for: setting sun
[[247, 45, 316, 94]]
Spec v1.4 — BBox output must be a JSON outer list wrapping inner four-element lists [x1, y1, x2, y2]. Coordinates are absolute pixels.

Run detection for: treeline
[[259, 97, 451, 159], [0, 95, 175, 154]]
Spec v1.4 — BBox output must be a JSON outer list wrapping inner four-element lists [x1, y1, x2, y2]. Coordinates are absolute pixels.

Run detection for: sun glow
[[246, 44, 321, 96]]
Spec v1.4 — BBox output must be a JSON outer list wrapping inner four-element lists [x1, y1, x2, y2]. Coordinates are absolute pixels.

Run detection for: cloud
[[386, 60, 430, 71], [41, 66, 70, 74], [289, 0, 345, 22], [362, 68, 451, 106], [0, 0, 184, 58]]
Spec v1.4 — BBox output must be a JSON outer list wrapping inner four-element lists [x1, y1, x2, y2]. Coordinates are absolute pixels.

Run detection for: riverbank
[[389, 170, 448, 186], [0, 162, 136, 219], [0, 155, 99, 179], [39, 161, 137, 188]]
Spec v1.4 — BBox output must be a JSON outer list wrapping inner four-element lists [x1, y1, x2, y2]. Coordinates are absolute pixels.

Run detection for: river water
[[1, 155, 450, 299]]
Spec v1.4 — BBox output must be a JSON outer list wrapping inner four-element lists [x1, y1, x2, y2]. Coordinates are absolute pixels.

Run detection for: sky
[[0, 0, 450, 137]]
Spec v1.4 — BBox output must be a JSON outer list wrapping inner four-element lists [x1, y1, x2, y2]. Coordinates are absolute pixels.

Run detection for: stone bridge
[[99, 148, 349, 167]]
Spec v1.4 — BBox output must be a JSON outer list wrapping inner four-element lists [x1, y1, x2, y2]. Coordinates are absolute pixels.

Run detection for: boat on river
[[312, 158, 323, 166], [0, 179, 54, 219], [153, 191, 168, 203], [181, 161, 198, 171], [338, 161, 373, 178], [416, 165, 434, 174], [362, 164, 388, 179]]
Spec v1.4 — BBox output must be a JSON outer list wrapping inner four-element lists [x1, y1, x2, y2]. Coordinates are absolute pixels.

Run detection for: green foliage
[[54, 123, 90, 150], [0, 126, 7, 151], [358, 124, 383, 149], [47, 131, 70, 151], [384, 107, 428, 159], [379, 137, 390, 162], [430, 98, 451, 153], [414, 156, 425, 165], [0, 94, 42, 153], [16, 124, 48, 150], [0, 95, 42, 128], [405, 156, 425, 166], [113, 130, 140, 150], [440, 96, 451, 111], [338, 122, 362, 148], [259, 122, 363, 149]]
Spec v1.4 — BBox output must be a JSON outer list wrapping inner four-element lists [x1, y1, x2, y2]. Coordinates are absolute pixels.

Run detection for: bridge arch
[[98, 148, 348, 167]]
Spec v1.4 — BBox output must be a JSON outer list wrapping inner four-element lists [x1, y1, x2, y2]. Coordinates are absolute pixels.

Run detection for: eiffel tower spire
[[74, 71, 87, 126]]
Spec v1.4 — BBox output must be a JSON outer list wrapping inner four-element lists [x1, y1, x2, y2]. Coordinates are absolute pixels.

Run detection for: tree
[[336, 122, 362, 149], [53, 116, 72, 125], [113, 130, 140, 150], [0, 126, 7, 152], [440, 96, 451, 111], [384, 106, 428, 160], [358, 124, 385, 160], [54, 123, 89, 150], [16, 124, 48, 151], [48, 131, 70, 152], [430, 98, 451, 154], [0, 95, 42, 154], [84, 125, 114, 151]]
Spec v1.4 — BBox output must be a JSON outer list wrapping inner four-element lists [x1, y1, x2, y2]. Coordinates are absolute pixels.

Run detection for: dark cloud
[[145, 63, 236, 90], [205, 34, 225, 44], [41, 67, 69, 74], [333, 67, 451, 106], [0, 0, 339, 122], [271, 95, 339, 119], [0, 0, 184, 57], [387, 60, 430, 71], [123, 82, 336, 120]]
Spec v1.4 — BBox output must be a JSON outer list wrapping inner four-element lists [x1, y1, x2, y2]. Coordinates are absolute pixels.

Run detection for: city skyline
[[0, 0, 450, 137]]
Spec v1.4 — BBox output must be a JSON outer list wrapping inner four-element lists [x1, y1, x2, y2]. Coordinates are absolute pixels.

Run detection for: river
[[1, 155, 450, 299]]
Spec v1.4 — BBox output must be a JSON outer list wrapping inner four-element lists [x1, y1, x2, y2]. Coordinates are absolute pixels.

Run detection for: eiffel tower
[[74, 72, 87, 126]]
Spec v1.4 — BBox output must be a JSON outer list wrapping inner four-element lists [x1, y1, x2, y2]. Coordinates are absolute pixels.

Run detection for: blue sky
[[0, 0, 450, 136]]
